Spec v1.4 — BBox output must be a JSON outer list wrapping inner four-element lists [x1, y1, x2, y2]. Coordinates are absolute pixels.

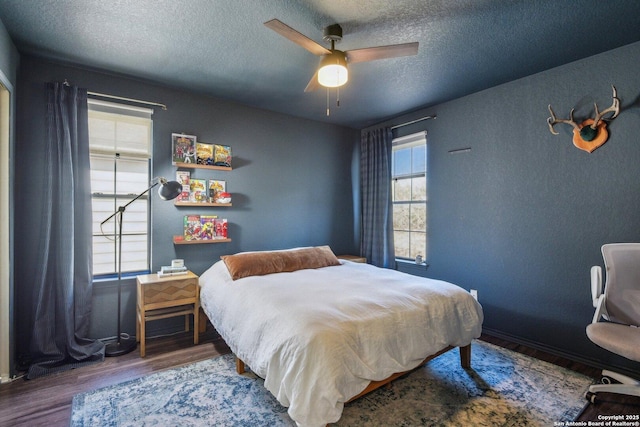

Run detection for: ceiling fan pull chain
[[326, 87, 330, 116], [336, 86, 340, 108]]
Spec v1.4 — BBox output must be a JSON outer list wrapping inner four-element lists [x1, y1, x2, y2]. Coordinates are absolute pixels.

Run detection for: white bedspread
[[199, 259, 483, 427]]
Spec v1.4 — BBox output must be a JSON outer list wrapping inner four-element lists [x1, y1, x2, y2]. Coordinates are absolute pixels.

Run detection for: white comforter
[[199, 259, 483, 427]]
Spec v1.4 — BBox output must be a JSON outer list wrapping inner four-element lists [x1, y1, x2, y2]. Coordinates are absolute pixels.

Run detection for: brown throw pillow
[[221, 246, 341, 280]]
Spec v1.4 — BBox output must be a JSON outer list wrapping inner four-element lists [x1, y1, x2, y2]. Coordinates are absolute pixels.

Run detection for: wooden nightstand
[[136, 271, 200, 357], [338, 255, 367, 263]]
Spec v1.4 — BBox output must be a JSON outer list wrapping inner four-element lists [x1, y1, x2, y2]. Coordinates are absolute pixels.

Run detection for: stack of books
[[157, 265, 188, 277]]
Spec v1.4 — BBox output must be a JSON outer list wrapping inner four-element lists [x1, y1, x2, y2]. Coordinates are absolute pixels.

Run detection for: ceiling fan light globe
[[318, 64, 348, 87], [317, 51, 348, 88]]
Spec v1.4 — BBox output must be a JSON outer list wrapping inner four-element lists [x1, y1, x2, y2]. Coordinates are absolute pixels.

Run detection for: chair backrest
[[602, 243, 640, 326]]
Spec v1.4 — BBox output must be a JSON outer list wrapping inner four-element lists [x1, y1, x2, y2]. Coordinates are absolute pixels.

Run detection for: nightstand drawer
[[142, 277, 198, 306]]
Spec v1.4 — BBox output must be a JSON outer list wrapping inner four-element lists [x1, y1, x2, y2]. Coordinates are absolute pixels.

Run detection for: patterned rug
[[70, 340, 592, 426]]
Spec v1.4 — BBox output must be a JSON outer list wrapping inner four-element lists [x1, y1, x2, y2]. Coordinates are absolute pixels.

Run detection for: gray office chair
[[586, 243, 640, 403]]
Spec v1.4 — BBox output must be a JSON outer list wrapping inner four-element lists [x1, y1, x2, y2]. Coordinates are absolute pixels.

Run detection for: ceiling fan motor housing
[[323, 24, 343, 42]]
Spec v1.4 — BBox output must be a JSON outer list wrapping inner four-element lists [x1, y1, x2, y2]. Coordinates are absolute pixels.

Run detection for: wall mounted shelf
[[174, 201, 232, 207], [173, 237, 232, 245], [174, 162, 232, 172]]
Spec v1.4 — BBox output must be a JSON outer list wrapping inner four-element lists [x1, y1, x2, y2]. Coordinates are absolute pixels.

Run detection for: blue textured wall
[[14, 56, 359, 350], [0, 18, 18, 85], [380, 41, 640, 375]]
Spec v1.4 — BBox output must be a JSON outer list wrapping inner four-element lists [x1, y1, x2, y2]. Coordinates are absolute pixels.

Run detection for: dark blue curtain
[[27, 83, 104, 379], [360, 127, 395, 268]]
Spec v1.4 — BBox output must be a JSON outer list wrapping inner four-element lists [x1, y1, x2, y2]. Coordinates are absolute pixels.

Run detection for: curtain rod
[[390, 115, 436, 130], [63, 79, 167, 110], [87, 91, 167, 111]]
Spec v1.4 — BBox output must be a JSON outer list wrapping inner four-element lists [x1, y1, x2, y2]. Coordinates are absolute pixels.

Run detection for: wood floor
[[1, 330, 638, 426]]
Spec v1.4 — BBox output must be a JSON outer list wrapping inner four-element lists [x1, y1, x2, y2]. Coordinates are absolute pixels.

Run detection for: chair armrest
[[591, 294, 606, 324], [590, 265, 609, 323], [591, 265, 602, 307]]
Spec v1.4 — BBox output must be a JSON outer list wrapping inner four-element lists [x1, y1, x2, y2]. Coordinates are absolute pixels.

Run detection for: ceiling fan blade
[[264, 19, 331, 56], [304, 71, 320, 92], [346, 42, 419, 64]]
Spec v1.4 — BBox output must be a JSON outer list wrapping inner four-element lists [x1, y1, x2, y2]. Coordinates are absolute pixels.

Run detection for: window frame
[[88, 100, 154, 279], [391, 131, 427, 262]]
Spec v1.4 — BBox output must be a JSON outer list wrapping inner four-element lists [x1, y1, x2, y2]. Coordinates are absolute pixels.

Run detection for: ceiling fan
[[264, 19, 419, 92]]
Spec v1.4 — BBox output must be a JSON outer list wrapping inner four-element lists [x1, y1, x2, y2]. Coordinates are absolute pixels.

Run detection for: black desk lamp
[[100, 177, 182, 356]]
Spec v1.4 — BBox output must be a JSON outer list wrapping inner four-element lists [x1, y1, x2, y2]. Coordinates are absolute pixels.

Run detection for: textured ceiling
[[1, 0, 640, 128]]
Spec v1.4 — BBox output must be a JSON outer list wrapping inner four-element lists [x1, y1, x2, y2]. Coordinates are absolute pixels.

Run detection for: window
[[88, 100, 153, 277], [392, 131, 427, 260]]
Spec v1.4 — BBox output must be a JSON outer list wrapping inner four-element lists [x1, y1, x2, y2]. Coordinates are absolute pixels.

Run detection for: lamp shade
[[318, 51, 348, 88], [158, 178, 182, 200]]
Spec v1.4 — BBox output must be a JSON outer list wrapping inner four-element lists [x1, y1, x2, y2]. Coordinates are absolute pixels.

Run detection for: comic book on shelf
[[208, 179, 226, 202], [176, 171, 190, 202], [214, 144, 232, 167], [200, 215, 218, 240], [171, 133, 196, 165], [189, 179, 207, 203], [196, 143, 214, 165], [215, 218, 228, 239], [183, 215, 202, 241]]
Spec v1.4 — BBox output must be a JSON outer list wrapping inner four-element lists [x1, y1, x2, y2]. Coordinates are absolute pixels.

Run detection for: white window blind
[[88, 100, 153, 277], [392, 131, 427, 260]]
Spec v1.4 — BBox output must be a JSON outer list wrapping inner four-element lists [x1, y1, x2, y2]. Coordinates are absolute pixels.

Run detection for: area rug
[[70, 340, 592, 426]]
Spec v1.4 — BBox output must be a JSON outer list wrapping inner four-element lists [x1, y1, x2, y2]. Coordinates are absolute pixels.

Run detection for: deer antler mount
[[547, 85, 620, 153]]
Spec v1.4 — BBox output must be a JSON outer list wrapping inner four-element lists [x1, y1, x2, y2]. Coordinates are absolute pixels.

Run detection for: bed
[[198, 246, 483, 427]]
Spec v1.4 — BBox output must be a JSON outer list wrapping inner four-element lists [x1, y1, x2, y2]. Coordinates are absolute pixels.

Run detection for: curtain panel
[[27, 82, 104, 378], [360, 127, 395, 268]]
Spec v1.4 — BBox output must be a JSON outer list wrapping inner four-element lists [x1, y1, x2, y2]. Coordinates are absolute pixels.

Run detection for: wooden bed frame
[[234, 343, 471, 402]]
